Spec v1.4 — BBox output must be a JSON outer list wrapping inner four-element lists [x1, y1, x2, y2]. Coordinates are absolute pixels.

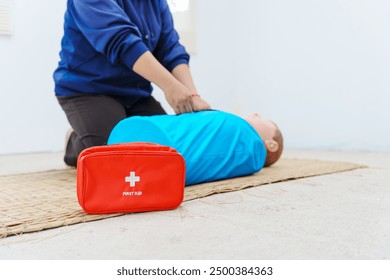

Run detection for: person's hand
[[164, 82, 196, 114], [192, 95, 211, 111]]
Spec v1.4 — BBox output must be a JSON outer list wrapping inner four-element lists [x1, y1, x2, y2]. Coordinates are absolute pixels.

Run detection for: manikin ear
[[264, 140, 279, 152]]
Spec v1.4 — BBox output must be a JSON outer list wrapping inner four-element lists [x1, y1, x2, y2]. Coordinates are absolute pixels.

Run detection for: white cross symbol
[[125, 171, 140, 187]]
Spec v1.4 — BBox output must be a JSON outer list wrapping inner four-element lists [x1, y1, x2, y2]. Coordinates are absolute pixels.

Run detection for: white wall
[[0, 0, 389, 155], [0, 0, 68, 154], [233, 0, 390, 151]]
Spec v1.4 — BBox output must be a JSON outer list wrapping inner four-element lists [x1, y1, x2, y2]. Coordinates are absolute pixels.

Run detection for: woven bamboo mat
[[0, 158, 364, 238]]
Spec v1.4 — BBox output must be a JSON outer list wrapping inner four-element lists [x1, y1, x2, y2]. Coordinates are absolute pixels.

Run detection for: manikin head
[[244, 113, 284, 167]]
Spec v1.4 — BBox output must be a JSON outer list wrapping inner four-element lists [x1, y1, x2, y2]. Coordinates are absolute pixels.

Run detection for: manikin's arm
[[172, 64, 211, 111], [133, 51, 196, 114]]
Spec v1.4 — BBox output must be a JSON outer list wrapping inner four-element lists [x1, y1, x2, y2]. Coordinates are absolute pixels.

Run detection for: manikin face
[[244, 113, 279, 153]]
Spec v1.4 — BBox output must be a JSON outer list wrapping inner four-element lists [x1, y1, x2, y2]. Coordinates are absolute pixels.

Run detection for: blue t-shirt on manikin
[[107, 111, 266, 186]]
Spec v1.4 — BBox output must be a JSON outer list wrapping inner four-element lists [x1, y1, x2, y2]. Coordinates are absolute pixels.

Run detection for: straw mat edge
[[0, 158, 365, 238]]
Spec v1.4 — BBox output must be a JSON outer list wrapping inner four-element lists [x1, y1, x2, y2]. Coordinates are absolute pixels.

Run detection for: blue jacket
[[53, 0, 189, 97], [107, 111, 266, 186]]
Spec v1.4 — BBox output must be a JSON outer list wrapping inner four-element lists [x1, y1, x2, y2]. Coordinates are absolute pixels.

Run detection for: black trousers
[[57, 94, 166, 167]]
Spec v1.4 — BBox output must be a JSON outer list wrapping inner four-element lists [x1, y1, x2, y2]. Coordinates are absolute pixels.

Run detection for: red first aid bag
[[76, 143, 185, 214]]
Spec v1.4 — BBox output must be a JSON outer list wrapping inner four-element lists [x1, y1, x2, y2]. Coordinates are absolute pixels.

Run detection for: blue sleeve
[[70, 0, 149, 69], [154, 0, 190, 71]]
